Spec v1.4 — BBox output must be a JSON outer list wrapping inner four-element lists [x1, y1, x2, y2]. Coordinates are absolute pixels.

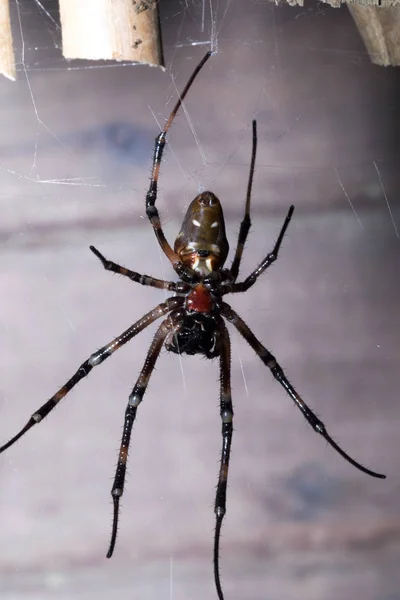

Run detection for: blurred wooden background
[[0, 2, 399, 599]]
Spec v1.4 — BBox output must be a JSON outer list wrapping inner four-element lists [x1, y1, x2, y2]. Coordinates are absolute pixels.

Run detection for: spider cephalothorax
[[0, 52, 385, 600], [165, 311, 221, 358]]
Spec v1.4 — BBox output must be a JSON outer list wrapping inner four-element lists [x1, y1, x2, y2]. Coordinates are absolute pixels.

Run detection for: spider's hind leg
[[230, 204, 294, 293], [90, 245, 185, 291], [145, 52, 212, 278], [230, 120, 257, 281]]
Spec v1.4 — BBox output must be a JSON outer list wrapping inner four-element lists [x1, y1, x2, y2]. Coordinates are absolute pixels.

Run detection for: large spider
[[1, 52, 385, 600]]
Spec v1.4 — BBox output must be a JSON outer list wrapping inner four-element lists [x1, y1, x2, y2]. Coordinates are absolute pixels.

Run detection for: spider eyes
[[211, 222, 219, 228], [192, 219, 201, 226]]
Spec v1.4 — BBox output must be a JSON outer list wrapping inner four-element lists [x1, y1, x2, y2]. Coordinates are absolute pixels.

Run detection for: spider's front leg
[[222, 302, 386, 480], [107, 311, 183, 558], [213, 319, 233, 600], [0, 299, 182, 455]]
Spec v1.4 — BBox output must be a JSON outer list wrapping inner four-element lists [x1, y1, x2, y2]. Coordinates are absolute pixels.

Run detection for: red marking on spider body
[[186, 284, 214, 313]]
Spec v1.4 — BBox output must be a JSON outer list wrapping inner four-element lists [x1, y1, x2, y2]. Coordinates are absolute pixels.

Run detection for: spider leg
[[146, 52, 212, 280], [89, 245, 190, 292], [0, 298, 183, 454], [107, 313, 181, 558], [214, 319, 233, 600], [229, 120, 257, 281], [228, 205, 294, 294], [221, 303, 386, 479]]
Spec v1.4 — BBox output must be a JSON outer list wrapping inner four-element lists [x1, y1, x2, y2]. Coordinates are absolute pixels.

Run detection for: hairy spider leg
[[0, 298, 183, 454], [90, 245, 191, 293], [145, 52, 212, 282], [229, 119, 257, 281], [229, 204, 295, 294], [107, 312, 183, 558], [213, 319, 233, 600], [222, 303, 386, 479]]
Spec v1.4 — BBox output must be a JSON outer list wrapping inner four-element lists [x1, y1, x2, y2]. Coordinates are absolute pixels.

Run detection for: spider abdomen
[[165, 312, 219, 359], [174, 191, 229, 276]]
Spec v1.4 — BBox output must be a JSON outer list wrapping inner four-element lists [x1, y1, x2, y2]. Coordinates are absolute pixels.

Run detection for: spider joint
[[88, 353, 103, 367], [221, 409, 233, 423], [128, 392, 143, 407], [314, 420, 326, 435], [146, 203, 157, 215]]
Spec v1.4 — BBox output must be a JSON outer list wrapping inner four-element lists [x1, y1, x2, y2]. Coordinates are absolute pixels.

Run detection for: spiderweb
[[0, 2, 399, 599]]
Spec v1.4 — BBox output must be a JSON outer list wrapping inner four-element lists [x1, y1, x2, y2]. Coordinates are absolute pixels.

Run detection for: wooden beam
[[349, 6, 400, 66]]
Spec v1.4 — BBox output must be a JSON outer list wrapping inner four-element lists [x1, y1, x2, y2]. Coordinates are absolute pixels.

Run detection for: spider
[[0, 52, 385, 600]]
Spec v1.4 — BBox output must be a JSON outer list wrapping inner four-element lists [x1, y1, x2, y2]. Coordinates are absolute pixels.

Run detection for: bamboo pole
[[59, 0, 164, 67], [0, 0, 15, 81]]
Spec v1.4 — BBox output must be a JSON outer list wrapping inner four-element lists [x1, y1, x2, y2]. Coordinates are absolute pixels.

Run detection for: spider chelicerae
[[1, 52, 385, 600]]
